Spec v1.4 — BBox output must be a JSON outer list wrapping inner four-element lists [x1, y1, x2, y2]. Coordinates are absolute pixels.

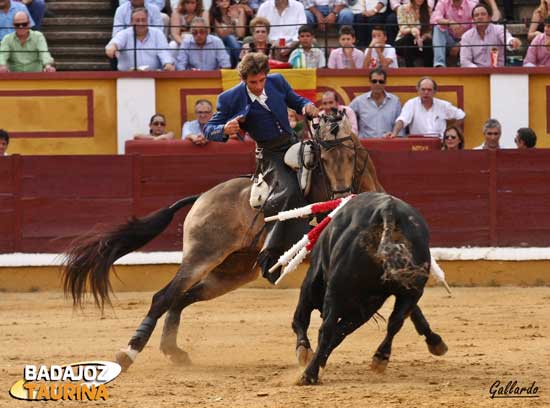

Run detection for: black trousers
[[256, 135, 309, 257], [395, 34, 433, 67]]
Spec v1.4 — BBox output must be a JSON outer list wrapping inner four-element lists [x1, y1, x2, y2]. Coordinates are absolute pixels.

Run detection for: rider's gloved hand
[[303, 103, 319, 119]]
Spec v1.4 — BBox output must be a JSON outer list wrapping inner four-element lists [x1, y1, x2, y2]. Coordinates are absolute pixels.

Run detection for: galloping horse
[[62, 112, 384, 371]]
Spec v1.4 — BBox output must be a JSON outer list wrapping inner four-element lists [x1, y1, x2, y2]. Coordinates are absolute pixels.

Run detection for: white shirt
[[247, 86, 270, 111], [364, 44, 398, 68], [257, 0, 307, 42], [396, 96, 465, 138]]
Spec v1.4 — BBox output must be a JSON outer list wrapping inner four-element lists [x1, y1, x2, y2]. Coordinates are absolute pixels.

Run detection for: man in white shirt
[[388, 77, 465, 138], [256, 0, 306, 60]]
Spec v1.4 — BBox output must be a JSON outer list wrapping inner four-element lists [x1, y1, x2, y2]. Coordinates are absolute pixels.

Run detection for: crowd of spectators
[[2, 0, 550, 71], [100, 0, 550, 70]]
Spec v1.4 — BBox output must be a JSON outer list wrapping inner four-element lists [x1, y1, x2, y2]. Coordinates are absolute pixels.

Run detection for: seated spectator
[[528, 0, 550, 43], [288, 25, 326, 68], [0, 0, 35, 41], [106, 8, 175, 71], [0, 11, 55, 72], [442, 125, 464, 150], [176, 17, 231, 69], [303, 0, 353, 31], [112, 0, 164, 37], [320, 90, 358, 134], [134, 113, 175, 140], [350, 68, 401, 138], [363, 26, 398, 69], [256, 0, 306, 61], [182, 99, 213, 145], [328, 25, 364, 69], [390, 76, 465, 138], [354, 0, 387, 48], [515, 127, 537, 148], [0, 129, 8, 156], [119, 0, 171, 32], [474, 118, 501, 149], [170, 0, 210, 49], [395, 0, 433, 67], [240, 16, 273, 59], [524, 17, 550, 67], [210, 0, 245, 67], [17, 0, 45, 30], [430, 0, 476, 67], [460, 4, 521, 67], [288, 108, 305, 138]]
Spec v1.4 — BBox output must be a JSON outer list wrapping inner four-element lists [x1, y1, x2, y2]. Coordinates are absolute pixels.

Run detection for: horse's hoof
[[370, 355, 389, 373], [295, 373, 319, 386], [169, 349, 192, 366], [296, 345, 314, 367], [428, 340, 448, 356], [115, 350, 134, 372]]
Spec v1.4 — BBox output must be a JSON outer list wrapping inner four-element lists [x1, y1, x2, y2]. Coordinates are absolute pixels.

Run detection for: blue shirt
[[182, 119, 204, 139], [0, 2, 35, 41], [108, 27, 174, 71], [112, 2, 163, 37], [176, 34, 230, 70], [119, 0, 166, 12], [349, 91, 402, 138]]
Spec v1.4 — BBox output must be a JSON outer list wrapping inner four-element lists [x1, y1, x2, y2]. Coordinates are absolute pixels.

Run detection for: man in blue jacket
[[204, 52, 318, 283]]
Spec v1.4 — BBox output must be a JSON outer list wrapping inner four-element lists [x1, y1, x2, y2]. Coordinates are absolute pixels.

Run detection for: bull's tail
[[375, 198, 428, 289], [62, 195, 199, 309]]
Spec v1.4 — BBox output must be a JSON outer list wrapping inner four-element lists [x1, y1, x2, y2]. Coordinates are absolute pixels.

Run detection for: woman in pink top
[[524, 18, 550, 66]]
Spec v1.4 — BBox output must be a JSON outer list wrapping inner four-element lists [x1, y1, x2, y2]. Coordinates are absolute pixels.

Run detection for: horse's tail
[[62, 195, 199, 310]]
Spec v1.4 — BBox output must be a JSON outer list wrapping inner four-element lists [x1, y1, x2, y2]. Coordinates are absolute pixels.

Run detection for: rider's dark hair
[[516, 127, 537, 148], [369, 67, 387, 81], [237, 52, 270, 80], [0, 129, 9, 145]]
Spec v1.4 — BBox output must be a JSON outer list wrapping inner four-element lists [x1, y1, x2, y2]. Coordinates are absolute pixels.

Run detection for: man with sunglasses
[[349, 68, 401, 138], [176, 17, 231, 70], [0, 0, 34, 41], [0, 11, 54, 72], [182, 99, 214, 145]]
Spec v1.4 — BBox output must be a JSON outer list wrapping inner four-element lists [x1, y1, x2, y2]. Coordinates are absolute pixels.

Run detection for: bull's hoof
[[296, 345, 314, 367], [295, 373, 319, 386], [168, 349, 192, 366], [370, 355, 389, 373], [428, 340, 448, 356], [115, 350, 134, 372]]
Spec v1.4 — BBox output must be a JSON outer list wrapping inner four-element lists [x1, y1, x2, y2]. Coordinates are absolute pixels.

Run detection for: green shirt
[[0, 30, 54, 72]]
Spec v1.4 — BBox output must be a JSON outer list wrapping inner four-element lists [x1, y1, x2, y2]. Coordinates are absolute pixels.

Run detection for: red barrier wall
[[0, 147, 548, 253]]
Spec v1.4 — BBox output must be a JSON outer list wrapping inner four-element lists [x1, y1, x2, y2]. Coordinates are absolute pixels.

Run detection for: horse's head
[[313, 108, 360, 199]]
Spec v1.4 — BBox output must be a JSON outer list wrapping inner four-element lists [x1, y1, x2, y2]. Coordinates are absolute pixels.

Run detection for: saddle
[[249, 140, 315, 209]]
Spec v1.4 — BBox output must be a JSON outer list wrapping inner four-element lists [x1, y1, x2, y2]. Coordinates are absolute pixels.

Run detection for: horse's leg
[[409, 305, 448, 356], [371, 294, 420, 373], [160, 254, 259, 365]]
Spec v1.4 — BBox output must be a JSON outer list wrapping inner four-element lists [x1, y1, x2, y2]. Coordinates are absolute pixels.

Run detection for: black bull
[[292, 192, 448, 385]]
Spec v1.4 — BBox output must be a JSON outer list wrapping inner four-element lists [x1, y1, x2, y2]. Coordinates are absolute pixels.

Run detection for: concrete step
[[56, 60, 112, 71], [44, 30, 112, 43], [41, 17, 113, 31], [50, 45, 107, 56], [47, 2, 113, 15]]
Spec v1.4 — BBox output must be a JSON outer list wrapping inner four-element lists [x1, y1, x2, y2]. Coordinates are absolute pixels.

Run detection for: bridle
[[307, 112, 369, 200]]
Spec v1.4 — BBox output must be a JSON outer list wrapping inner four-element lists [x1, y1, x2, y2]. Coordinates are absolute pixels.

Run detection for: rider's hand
[[224, 116, 243, 137], [303, 104, 319, 118]]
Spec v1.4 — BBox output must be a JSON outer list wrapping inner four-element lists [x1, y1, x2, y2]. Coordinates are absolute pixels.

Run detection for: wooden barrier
[[0, 147, 549, 253]]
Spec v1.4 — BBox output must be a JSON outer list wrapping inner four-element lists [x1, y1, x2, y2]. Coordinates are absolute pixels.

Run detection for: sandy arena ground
[[1, 286, 549, 407]]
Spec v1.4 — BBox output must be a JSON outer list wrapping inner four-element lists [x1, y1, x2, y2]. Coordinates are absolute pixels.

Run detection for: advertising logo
[[9, 361, 121, 401]]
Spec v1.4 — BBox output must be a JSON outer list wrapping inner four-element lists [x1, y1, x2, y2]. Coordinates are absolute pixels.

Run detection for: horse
[[62, 110, 384, 371]]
